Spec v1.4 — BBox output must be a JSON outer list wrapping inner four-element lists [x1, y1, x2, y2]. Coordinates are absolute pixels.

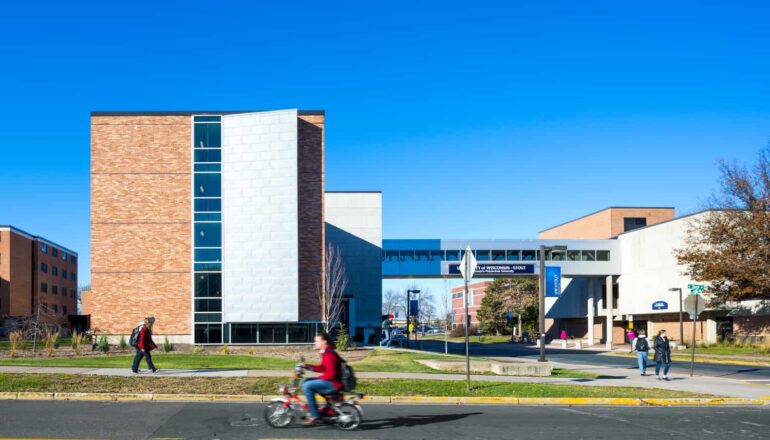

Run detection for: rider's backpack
[[635, 337, 649, 352], [339, 358, 357, 392], [129, 325, 142, 348]]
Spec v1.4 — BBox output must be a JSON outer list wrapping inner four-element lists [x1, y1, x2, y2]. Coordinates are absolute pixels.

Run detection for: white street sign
[[459, 246, 477, 282], [683, 294, 706, 317]]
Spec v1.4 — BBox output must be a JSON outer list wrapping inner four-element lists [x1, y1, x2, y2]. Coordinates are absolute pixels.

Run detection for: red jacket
[[137, 326, 157, 352], [310, 349, 343, 390]]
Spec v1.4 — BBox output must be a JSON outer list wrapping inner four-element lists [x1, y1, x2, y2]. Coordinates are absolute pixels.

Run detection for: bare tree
[[319, 242, 349, 332], [409, 283, 436, 327], [382, 289, 405, 317]]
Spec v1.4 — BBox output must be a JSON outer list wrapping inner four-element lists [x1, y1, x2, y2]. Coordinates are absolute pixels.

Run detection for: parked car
[[389, 333, 407, 347]]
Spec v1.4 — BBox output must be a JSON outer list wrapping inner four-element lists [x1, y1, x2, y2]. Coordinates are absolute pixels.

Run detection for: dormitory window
[[62, 251, 67, 261], [41, 243, 47, 253], [70, 255, 76, 264], [61, 288, 67, 297], [623, 217, 647, 232], [52, 248, 58, 257], [51, 266, 58, 276], [62, 306, 67, 315], [52, 304, 58, 313], [62, 269, 67, 279], [41, 283, 47, 293], [41, 262, 48, 272], [52, 285, 58, 295], [70, 272, 76, 281]]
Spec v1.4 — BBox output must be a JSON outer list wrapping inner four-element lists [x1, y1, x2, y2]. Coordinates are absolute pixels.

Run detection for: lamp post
[[539, 245, 567, 362], [406, 289, 420, 348], [669, 287, 684, 346]]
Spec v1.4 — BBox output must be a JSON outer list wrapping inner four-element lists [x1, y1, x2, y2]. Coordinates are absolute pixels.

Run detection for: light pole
[[669, 288, 683, 345], [406, 289, 420, 348], [539, 245, 567, 362]]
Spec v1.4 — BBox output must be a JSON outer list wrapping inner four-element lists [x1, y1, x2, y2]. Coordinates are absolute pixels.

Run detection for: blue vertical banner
[[545, 266, 562, 297], [409, 300, 419, 316]]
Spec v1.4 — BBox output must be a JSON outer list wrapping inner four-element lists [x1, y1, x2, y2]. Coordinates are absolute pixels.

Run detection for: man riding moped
[[301, 331, 343, 426]]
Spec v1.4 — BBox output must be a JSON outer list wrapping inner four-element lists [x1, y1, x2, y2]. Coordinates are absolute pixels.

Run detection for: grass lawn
[[0, 339, 74, 350], [351, 349, 487, 373], [0, 353, 296, 370], [0, 373, 708, 398], [694, 345, 770, 357]]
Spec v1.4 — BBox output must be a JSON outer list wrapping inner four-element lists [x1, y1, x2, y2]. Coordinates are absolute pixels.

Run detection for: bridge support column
[[605, 275, 614, 350], [587, 278, 595, 346]]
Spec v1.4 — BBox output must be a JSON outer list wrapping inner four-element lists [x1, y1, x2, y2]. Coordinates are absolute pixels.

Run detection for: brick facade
[[451, 281, 491, 327], [538, 207, 675, 239]]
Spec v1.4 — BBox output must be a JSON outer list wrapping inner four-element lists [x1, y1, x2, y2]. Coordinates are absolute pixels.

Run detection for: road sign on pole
[[459, 246, 477, 282], [687, 284, 705, 295], [460, 246, 476, 391], [683, 294, 706, 377]]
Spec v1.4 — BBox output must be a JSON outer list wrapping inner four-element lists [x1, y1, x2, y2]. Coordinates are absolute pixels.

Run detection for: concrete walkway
[[2, 363, 769, 399]]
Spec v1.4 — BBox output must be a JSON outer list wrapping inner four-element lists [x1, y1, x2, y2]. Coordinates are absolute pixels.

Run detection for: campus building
[[450, 281, 491, 328], [87, 110, 382, 345], [0, 226, 78, 327], [389, 207, 770, 345]]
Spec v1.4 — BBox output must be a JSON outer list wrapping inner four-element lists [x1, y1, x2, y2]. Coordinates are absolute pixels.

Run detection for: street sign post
[[683, 293, 706, 377], [460, 246, 477, 391]]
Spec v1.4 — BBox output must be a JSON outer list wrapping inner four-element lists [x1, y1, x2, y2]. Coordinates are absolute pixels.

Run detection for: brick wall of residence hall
[[8, 232, 33, 316], [36, 242, 78, 325], [91, 115, 191, 336], [297, 114, 324, 322], [451, 282, 489, 326], [0, 230, 10, 316], [538, 209, 613, 239], [608, 208, 675, 237]]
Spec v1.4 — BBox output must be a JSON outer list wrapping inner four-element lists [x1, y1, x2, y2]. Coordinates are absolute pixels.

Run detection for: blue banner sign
[[545, 266, 561, 297], [448, 263, 535, 276], [652, 301, 668, 310], [409, 300, 419, 316]]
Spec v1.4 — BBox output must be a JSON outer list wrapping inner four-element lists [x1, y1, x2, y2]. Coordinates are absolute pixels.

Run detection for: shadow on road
[[358, 412, 483, 430]]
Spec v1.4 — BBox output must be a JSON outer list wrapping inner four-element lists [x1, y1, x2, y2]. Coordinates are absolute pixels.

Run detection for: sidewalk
[[2, 363, 768, 399]]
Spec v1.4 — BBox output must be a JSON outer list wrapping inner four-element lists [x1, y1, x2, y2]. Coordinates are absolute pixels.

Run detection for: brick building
[[88, 110, 382, 345], [0, 226, 78, 328], [450, 281, 491, 328]]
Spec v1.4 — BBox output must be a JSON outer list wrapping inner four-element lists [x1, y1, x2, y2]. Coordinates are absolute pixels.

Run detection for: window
[[194, 249, 222, 262], [475, 250, 490, 261], [70, 272, 76, 282], [194, 173, 222, 197], [52, 304, 58, 313], [52, 285, 58, 295], [52, 248, 58, 257], [506, 250, 521, 261], [194, 213, 222, 222], [415, 250, 430, 261], [62, 251, 67, 261], [61, 287, 67, 297], [194, 198, 222, 212], [195, 298, 222, 312], [70, 255, 76, 264], [72, 290, 77, 299], [567, 250, 581, 261], [41, 243, 47, 253], [41, 262, 48, 273], [194, 223, 222, 247], [492, 250, 506, 261], [288, 324, 315, 343], [194, 324, 222, 344], [194, 149, 222, 163], [193, 122, 222, 148], [582, 250, 596, 261], [623, 217, 647, 232], [429, 250, 444, 261], [195, 273, 222, 297], [41, 282, 47, 293], [597, 250, 611, 261], [62, 269, 67, 279], [62, 305, 67, 315], [384, 250, 399, 262], [550, 250, 565, 261], [468, 289, 475, 306], [445, 250, 461, 261], [231, 324, 258, 343], [522, 250, 536, 261], [259, 324, 287, 344], [51, 266, 58, 276]]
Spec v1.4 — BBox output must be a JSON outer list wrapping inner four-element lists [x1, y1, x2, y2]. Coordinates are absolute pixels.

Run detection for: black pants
[[132, 348, 156, 372]]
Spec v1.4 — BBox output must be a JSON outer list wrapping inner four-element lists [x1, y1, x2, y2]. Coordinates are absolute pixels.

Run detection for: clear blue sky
[[1, 1, 768, 292]]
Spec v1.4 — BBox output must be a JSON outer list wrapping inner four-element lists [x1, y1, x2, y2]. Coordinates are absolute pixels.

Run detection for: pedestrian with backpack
[[631, 329, 650, 376], [131, 316, 159, 374]]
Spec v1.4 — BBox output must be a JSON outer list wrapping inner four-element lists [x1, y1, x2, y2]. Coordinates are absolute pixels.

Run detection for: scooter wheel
[[264, 401, 294, 428], [335, 402, 361, 430]]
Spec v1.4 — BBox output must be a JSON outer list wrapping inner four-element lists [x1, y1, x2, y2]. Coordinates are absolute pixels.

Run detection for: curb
[[1, 392, 768, 406], [606, 352, 770, 368]]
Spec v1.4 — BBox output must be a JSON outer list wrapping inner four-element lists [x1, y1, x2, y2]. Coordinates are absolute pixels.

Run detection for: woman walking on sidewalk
[[631, 329, 650, 376], [653, 329, 672, 381], [132, 316, 159, 374]]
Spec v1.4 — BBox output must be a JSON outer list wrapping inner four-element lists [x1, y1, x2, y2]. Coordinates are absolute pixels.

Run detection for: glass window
[[521, 250, 536, 261], [506, 250, 521, 261], [400, 251, 415, 262], [475, 250, 490, 261], [195, 298, 222, 312], [445, 250, 460, 261], [61, 287, 67, 297], [194, 248, 222, 262], [567, 250, 581, 261], [62, 251, 67, 260], [194, 115, 221, 122], [194, 198, 222, 212], [62, 305, 67, 315], [40, 243, 47, 253], [194, 149, 222, 163], [195, 223, 222, 247], [582, 250, 596, 261], [194, 262, 222, 271], [62, 269, 68, 279], [492, 250, 506, 261], [384, 250, 398, 262], [194, 173, 222, 197], [51, 266, 58, 276], [195, 273, 222, 297], [231, 324, 258, 343], [70, 272, 76, 281], [71, 255, 76, 264], [623, 217, 647, 232], [429, 250, 444, 261], [194, 123, 222, 148], [52, 248, 58, 257], [52, 285, 58, 295], [52, 304, 58, 313], [259, 324, 287, 344], [288, 324, 314, 343], [415, 250, 429, 261], [194, 312, 222, 323], [194, 163, 222, 172], [41, 262, 48, 273], [194, 324, 222, 344], [550, 251, 565, 261], [41, 282, 47, 293], [597, 250, 611, 261]]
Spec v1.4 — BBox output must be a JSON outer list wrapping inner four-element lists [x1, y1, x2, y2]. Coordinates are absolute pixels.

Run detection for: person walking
[[131, 316, 159, 374], [626, 328, 636, 344], [631, 329, 650, 376], [380, 315, 393, 348], [654, 329, 672, 380]]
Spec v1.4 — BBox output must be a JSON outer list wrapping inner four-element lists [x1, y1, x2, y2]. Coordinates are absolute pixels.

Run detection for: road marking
[[739, 421, 765, 427]]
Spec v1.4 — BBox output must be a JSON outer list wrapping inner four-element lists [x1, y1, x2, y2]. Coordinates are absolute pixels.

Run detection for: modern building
[[386, 208, 770, 345], [88, 110, 382, 345], [0, 226, 78, 327]]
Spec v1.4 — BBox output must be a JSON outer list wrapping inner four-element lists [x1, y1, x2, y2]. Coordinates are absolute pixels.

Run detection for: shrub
[[220, 344, 229, 354], [247, 347, 255, 355], [336, 324, 351, 351], [118, 335, 128, 351], [71, 331, 84, 356], [192, 345, 203, 353], [8, 330, 23, 358], [162, 337, 174, 353], [44, 331, 60, 357], [97, 335, 110, 353]]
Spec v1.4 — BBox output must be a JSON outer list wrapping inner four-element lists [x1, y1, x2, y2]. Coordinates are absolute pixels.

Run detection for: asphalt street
[[418, 340, 770, 381], [0, 401, 768, 439]]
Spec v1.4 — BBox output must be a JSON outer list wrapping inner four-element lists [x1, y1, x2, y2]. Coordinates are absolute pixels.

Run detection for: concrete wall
[[222, 110, 299, 323], [324, 192, 382, 340]]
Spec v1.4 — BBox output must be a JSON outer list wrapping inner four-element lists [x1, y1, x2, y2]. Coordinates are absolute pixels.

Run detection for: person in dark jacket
[[301, 331, 343, 425], [131, 316, 159, 374], [653, 329, 672, 380]]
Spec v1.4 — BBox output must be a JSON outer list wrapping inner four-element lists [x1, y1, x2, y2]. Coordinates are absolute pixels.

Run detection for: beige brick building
[[538, 207, 675, 239]]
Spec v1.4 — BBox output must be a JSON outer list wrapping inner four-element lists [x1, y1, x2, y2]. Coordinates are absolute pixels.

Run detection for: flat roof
[[538, 206, 676, 233], [0, 225, 78, 256], [90, 110, 324, 116]]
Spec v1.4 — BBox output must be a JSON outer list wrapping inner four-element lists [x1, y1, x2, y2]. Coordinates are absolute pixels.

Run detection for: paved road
[[0, 401, 768, 439], [418, 340, 770, 381]]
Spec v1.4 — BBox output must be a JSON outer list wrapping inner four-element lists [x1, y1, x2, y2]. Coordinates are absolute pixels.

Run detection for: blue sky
[[1, 1, 768, 295]]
